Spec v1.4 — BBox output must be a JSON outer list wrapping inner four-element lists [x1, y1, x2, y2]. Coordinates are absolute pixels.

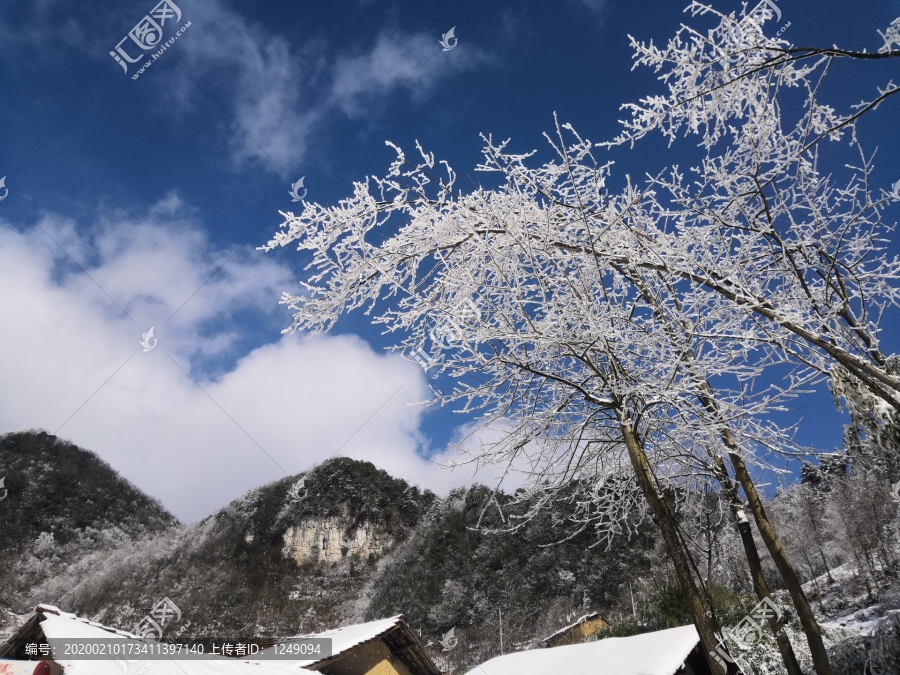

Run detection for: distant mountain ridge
[[0, 430, 178, 551], [0, 430, 656, 674]]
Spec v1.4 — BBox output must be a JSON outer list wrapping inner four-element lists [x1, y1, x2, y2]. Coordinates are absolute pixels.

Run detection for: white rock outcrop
[[281, 517, 394, 565]]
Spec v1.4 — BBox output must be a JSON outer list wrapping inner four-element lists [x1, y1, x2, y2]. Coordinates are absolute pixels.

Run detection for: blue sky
[[1, 0, 899, 521]]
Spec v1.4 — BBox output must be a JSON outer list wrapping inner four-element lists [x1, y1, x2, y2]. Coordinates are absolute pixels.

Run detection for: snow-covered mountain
[[3, 431, 898, 675], [0, 431, 656, 673]]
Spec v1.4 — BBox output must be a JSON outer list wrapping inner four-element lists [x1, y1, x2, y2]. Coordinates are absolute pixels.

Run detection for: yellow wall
[[548, 616, 609, 646], [319, 639, 415, 675], [578, 617, 608, 639]]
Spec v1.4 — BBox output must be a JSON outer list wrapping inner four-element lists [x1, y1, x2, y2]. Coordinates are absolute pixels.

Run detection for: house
[[0, 606, 440, 675], [539, 612, 609, 647], [251, 616, 441, 675], [0, 604, 313, 675], [465, 624, 710, 675]]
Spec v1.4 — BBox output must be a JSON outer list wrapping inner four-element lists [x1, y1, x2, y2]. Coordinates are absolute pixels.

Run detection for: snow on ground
[[801, 562, 858, 595], [823, 604, 887, 636], [462, 625, 699, 675], [797, 559, 900, 656], [249, 615, 404, 667]]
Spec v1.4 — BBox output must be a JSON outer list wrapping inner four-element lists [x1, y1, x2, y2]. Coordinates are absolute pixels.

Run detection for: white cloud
[[329, 29, 474, 116], [170, 1, 479, 172], [573, 0, 611, 26], [441, 420, 535, 494], [1, 0, 488, 174], [0, 199, 482, 523], [1, 0, 486, 174], [169, 0, 327, 172]]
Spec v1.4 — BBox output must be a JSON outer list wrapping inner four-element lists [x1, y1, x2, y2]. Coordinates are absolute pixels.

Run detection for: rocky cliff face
[[270, 457, 429, 567], [0, 452, 433, 646], [282, 516, 395, 565]]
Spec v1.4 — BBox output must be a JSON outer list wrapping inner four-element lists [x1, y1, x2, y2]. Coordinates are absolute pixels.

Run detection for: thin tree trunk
[[714, 458, 803, 675], [692, 382, 833, 674], [864, 550, 879, 587], [614, 272, 821, 672], [619, 417, 737, 675], [728, 451, 834, 675], [819, 550, 834, 585], [802, 493, 835, 584], [801, 551, 826, 612], [868, 497, 895, 577]]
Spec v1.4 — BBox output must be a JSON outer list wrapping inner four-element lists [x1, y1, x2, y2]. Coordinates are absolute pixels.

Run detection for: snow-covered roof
[[11, 605, 313, 675], [4, 606, 438, 675], [245, 614, 440, 675], [540, 612, 603, 644], [250, 615, 405, 667], [465, 625, 700, 675], [299, 615, 404, 658], [36, 604, 139, 639]]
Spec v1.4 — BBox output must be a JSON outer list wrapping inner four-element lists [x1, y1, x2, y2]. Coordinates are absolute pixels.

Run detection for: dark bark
[[714, 458, 803, 675], [619, 418, 737, 675], [729, 452, 834, 675], [692, 379, 833, 675]]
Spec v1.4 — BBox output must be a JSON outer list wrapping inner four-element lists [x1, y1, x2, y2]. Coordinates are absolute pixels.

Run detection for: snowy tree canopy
[[262, 3, 900, 539], [604, 1, 900, 410], [260, 122, 810, 543], [259, 4, 900, 672]]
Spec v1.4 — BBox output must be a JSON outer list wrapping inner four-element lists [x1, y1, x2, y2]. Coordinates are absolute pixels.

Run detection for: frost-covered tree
[[603, 1, 900, 413], [831, 362, 900, 480], [263, 119, 820, 670], [261, 126, 829, 672], [770, 485, 837, 606], [828, 472, 897, 588], [261, 3, 900, 673], [596, 5, 900, 669]]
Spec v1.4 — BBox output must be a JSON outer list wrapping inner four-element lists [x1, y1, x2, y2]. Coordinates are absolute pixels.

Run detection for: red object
[[0, 660, 52, 674]]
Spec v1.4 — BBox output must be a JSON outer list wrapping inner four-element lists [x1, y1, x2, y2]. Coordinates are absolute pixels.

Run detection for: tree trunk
[[693, 382, 832, 673], [868, 496, 895, 577], [714, 458, 803, 675], [619, 417, 737, 675], [819, 550, 835, 584], [801, 551, 826, 612], [728, 451, 834, 675]]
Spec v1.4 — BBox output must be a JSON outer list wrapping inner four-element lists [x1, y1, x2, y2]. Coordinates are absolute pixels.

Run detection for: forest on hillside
[[2, 430, 899, 674]]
